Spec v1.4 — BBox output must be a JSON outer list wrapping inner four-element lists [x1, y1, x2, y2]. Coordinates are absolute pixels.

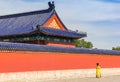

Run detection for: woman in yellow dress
[[96, 63, 101, 78]]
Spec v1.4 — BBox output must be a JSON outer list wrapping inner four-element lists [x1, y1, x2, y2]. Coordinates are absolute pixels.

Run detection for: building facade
[[0, 2, 86, 48]]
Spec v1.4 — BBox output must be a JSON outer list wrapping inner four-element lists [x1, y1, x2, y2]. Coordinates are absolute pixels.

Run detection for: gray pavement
[[41, 76, 120, 82], [2, 76, 120, 82]]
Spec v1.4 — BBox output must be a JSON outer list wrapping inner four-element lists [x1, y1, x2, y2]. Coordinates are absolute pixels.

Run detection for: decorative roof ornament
[[48, 1, 55, 10], [36, 24, 41, 30]]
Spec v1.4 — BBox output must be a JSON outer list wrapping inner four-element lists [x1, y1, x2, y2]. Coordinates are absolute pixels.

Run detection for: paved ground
[[2, 76, 120, 82], [39, 76, 120, 82]]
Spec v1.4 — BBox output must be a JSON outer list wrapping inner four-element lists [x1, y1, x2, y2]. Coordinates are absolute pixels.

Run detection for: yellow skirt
[[96, 66, 101, 78], [96, 69, 101, 78]]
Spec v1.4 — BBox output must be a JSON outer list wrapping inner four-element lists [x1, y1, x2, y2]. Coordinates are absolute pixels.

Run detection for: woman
[[96, 63, 101, 78]]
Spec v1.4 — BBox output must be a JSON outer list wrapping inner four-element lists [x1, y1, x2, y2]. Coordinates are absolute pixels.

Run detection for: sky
[[0, 0, 120, 49]]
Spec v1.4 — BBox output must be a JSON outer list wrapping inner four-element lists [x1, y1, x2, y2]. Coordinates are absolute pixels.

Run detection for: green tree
[[74, 39, 93, 48], [112, 46, 120, 51]]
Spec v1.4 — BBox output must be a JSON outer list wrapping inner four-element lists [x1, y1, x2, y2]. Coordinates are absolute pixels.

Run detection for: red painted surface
[[45, 42, 75, 48], [0, 51, 120, 73], [44, 13, 66, 30]]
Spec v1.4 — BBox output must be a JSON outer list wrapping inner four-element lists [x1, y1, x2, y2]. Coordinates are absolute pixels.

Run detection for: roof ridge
[[0, 8, 53, 19]]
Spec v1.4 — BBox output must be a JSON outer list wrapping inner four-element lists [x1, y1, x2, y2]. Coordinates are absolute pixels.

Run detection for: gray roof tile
[[0, 9, 54, 36], [40, 27, 87, 38]]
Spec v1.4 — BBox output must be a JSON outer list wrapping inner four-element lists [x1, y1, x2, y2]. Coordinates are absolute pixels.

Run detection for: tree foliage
[[74, 39, 93, 48], [112, 46, 120, 51]]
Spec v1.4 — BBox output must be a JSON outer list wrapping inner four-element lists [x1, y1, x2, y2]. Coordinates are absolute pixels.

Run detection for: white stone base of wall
[[0, 68, 120, 81]]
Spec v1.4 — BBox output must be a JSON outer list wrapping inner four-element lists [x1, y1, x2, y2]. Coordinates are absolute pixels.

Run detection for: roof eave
[[40, 29, 87, 39]]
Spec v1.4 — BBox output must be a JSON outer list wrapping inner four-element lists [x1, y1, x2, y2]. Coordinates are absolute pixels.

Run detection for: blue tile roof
[[40, 27, 87, 38], [0, 42, 120, 55], [0, 7, 86, 39], [0, 9, 54, 36]]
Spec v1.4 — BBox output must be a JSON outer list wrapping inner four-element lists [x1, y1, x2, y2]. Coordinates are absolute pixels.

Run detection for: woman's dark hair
[[96, 63, 99, 66]]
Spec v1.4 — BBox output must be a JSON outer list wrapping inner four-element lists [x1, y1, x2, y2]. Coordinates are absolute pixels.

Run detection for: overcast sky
[[0, 0, 120, 49]]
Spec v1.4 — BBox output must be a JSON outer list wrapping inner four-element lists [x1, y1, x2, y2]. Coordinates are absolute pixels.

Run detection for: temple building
[[0, 2, 86, 48], [0, 2, 120, 78]]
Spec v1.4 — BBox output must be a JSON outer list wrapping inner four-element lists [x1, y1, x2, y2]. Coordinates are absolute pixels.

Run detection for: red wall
[[45, 42, 75, 48], [0, 51, 120, 73]]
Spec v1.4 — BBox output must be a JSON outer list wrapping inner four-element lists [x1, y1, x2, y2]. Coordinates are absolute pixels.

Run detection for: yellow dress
[[96, 66, 101, 78]]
